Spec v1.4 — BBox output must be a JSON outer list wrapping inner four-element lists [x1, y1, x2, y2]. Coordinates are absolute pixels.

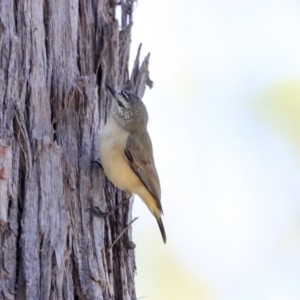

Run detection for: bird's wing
[[124, 132, 162, 211]]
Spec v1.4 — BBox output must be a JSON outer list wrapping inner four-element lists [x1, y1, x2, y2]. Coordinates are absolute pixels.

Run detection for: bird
[[99, 85, 166, 243]]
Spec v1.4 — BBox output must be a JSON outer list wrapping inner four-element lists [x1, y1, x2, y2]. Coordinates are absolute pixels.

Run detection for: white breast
[[99, 117, 141, 192]]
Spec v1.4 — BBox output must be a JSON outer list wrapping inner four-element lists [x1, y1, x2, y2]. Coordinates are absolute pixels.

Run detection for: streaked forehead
[[120, 90, 139, 101]]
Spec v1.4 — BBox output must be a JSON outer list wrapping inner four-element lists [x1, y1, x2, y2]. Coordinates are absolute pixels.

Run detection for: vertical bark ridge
[[0, 1, 152, 299]]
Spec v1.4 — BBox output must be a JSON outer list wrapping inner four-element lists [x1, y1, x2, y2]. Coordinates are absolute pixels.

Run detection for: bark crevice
[[0, 1, 152, 299]]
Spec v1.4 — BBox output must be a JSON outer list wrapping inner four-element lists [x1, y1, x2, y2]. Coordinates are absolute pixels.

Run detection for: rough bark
[[0, 0, 152, 299]]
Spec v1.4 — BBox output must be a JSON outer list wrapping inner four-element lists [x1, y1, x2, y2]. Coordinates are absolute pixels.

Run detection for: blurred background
[[127, 0, 300, 299]]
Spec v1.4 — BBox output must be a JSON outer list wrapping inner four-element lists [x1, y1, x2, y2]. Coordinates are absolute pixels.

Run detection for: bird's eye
[[117, 100, 126, 109]]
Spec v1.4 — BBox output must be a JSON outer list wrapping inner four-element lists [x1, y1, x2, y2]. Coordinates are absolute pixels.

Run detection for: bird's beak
[[106, 85, 116, 97]]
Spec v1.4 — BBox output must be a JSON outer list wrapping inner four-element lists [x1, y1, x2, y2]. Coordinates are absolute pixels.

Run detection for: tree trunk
[[0, 1, 152, 299]]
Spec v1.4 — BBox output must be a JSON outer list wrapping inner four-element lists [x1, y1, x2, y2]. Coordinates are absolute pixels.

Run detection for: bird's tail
[[140, 191, 167, 243], [156, 216, 167, 243]]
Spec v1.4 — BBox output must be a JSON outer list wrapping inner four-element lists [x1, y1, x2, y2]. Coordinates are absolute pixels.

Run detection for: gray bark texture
[[0, 0, 152, 299]]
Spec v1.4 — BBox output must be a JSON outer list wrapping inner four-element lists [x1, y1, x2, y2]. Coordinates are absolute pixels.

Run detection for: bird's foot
[[92, 159, 103, 170], [87, 197, 130, 218]]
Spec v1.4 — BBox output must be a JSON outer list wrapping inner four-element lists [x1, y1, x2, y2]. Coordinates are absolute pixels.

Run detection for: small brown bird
[[99, 85, 166, 243]]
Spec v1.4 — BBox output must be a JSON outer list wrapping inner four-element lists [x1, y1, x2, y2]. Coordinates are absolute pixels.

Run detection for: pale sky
[[127, 1, 300, 299]]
